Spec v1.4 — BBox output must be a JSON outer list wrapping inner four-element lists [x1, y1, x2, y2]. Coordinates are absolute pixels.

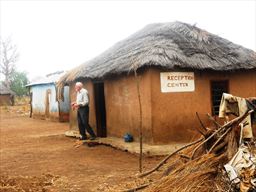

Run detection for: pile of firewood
[[124, 110, 255, 192]]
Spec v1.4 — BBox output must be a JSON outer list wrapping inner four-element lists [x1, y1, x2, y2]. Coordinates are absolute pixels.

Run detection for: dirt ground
[[0, 106, 161, 192]]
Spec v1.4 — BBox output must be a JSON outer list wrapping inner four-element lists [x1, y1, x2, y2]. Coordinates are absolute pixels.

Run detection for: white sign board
[[160, 72, 195, 92]]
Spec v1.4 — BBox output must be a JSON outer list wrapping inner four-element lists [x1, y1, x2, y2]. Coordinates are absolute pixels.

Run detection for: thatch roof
[[59, 21, 256, 84], [0, 83, 15, 95]]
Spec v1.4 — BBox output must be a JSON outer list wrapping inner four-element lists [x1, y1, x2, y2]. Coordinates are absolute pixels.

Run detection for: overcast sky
[[1, 0, 256, 80]]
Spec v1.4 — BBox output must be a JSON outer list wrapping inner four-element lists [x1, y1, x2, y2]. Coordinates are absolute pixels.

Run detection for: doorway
[[93, 82, 107, 137]]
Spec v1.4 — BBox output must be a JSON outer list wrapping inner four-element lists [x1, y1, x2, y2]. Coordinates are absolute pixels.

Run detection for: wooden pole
[[134, 69, 143, 173]]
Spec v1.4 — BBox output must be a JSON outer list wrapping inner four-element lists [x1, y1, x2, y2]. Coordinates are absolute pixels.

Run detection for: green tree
[[10, 71, 29, 96]]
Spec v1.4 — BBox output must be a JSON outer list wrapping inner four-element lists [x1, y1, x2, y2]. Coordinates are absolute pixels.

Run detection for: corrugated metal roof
[[26, 71, 66, 87]]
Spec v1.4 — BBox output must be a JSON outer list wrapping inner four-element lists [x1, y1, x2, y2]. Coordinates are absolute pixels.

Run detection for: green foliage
[[10, 71, 29, 96]]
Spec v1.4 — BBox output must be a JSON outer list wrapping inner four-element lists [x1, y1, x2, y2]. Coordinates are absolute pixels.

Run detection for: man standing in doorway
[[71, 82, 96, 140]]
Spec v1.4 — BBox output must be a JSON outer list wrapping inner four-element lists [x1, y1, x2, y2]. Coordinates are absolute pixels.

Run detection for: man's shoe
[[80, 137, 87, 140], [90, 137, 96, 141]]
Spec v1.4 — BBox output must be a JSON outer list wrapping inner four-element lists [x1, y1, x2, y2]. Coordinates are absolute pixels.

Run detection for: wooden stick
[[206, 113, 222, 129], [134, 69, 143, 173], [212, 140, 228, 153], [179, 154, 190, 159], [220, 110, 253, 129], [138, 137, 204, 178], [191, 127, 226, 159], [194, 126, 206, 137], [196, 112, 208, 131], [208, 126, 233, 153], [123, 183, 151, 192]]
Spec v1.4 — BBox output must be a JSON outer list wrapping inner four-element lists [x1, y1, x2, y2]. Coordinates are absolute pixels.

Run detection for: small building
[[58, 21, 256, 144], [27, 71, 70, 122], [0, 83, 15, 106]]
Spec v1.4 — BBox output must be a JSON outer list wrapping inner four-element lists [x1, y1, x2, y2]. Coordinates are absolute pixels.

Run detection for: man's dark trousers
[[77, 106, 96, 139]]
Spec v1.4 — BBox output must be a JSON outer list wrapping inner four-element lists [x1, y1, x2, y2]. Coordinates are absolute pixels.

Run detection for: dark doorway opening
[[93, 82, 107, 137], [210, 80, 229, 116]]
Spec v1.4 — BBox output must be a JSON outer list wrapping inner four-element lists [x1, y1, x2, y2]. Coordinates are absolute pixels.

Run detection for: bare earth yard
[[0, 106, 160, 192]]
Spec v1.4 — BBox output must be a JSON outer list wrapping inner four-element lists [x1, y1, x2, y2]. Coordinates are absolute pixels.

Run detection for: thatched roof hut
[[58, 21, 256, 144], [0, 83, 15, 106], [0, 83, 15, 95], [59, 21, 256, 85]]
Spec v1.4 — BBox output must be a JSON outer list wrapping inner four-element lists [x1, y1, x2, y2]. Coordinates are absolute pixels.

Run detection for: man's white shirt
[[76, 88, 89, 107]]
